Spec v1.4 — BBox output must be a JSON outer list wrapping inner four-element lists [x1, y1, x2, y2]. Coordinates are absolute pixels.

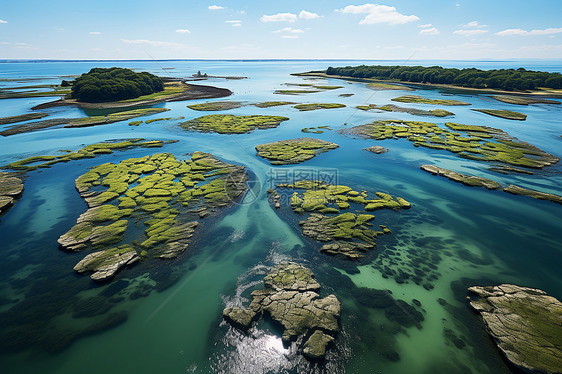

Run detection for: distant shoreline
[[293, 71, 562, 98]]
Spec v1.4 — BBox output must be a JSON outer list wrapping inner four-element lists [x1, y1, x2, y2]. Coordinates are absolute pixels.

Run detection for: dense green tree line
[[326, 65, 562, 91], [71, 67, 164, 102]]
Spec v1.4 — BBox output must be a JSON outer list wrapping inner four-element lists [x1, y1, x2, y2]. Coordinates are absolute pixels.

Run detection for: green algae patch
[[58, 152, 248, 281], [0, 85, 70, 99], [187, 101, 244, 111], [392, 95, 470, 106], [492, 95, 560, 106], [180, 114, 289, 134], [293, 103, 346, 111], [128, 121, 143, 126], [65, 107, 171, 128], [274, 180, 410, 259], [145, 117, 174, 124], [345, 120, 559, 169], [357, 103, 454, 117], [5, 139, 167, 171], [472, 109, 527, 121], [255, 138, 339, 165], [254, 101, 296, 108], [0, 112, 49, 125], [367, 82, 413, 91], [274, 90, 322, 95], [313, 85, 343, 90]]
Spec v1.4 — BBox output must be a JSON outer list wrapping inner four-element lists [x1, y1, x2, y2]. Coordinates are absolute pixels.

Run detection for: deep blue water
[[0, 60, 560, 374]]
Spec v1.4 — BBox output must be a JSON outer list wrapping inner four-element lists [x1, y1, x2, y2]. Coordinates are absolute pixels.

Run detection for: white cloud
[[453, 29, 488, 36], [261, 12, 298, 23], [420, 27, 439, 35], [175, 29, 191, 34], [89, 31, 101, 35], [121, 39, 184, 47], [225, 20, 242, 26], [496, 27, 562, 36], [463, 21, 487, 28], [0, 42, 27, 46], [0, 19, 7, 24], [299, 10, 320, 20], [208, 5, 224, 10], [337, 4, 419, 25], [274, 27, 304, 34], [419, 23, 432, 28], [282, 35, 299, 39]]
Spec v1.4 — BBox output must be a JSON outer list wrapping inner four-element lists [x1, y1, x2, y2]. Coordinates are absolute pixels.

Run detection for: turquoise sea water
[[0, 60, 561, 374]]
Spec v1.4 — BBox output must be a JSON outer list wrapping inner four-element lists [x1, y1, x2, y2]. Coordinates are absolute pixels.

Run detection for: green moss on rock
[[293, 103, 346, 111], [187, 101, 243, 111], [223, 262, 341, 360], [59, 152, 248, 281], [255, 137, 339, 165], [468, 284, 562, 374], [4, 139, 166, 171], [180, 114, 289, 134], [391, 95, 470, 106], [345, 120, 559, 169]]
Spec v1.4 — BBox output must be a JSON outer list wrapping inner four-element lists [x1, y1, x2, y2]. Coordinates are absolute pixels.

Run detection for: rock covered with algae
[[272, 180, 410, 259], [0, 172, 24, 214], [468, 284, 562, 374], [255, 137, 339, 165], [58, 151, 248, 281], [421, 165, 562, 204], [223, 262, 341, 360], [4, 139, 169, 172], [420, 165, 501, 190], [180, 114, 289, 134], [345, 120, 559, 169]]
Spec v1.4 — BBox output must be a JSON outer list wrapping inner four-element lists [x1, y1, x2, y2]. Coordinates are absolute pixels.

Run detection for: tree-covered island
[[323, 65, 562, 91], [71, 67, 164, 102]]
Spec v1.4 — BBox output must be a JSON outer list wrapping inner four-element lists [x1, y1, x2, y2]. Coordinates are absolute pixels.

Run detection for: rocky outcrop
[[300, 213, 386, 259], [223, 263, 341, 360], [0, 172, 24, 215], [468, 284, 562, 374], [58, 152, 248, 281], [364, 145, 389, 154], [421, 165, 562, 205], [255, 138, 339, 165], [73, 245, 139, 281], [420, 165, 501, 190], [504, 185, 562, 205]]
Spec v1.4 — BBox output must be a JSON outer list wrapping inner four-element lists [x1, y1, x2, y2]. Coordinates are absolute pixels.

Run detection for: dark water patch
[[72, 295, 116, 318], [100, 279, 130, 297], [370, 229, 447, 288], [443, 327, 466, 350], [129, 281, 153, 300]]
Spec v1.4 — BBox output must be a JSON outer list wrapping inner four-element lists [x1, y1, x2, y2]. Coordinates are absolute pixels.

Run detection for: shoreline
[[31, 81, 232, 110], [292, 71, 562, 98]]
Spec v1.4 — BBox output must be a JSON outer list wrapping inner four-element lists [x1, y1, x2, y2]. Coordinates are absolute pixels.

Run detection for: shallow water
[[0, 60, 561, 374]]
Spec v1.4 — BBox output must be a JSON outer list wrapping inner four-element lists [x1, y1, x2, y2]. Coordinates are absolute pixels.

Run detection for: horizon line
[[2, 58, 562, 63]]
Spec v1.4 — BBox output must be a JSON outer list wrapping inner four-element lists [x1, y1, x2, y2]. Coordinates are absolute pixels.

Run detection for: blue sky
[[1, 0, 561, 60]]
